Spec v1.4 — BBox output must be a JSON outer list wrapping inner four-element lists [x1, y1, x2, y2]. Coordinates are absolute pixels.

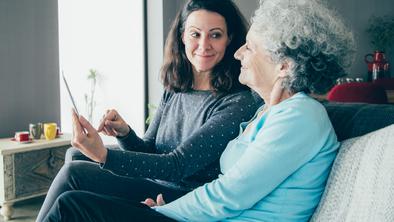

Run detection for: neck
[[256, 89, 293, 107], [192, 69, 212, 91]]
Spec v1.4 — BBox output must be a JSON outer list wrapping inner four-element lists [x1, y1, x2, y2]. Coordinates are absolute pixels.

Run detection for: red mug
[[365, 51, 390, 81], [14, 131, 30, 142]]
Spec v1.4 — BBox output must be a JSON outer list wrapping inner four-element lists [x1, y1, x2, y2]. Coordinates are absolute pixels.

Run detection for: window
[[58, 0, 145, 144]]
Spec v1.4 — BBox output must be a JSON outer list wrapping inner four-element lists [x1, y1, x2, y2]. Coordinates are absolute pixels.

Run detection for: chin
[[196, 65, 215, 73], [238, 78, 248, 86], [239, 74, 247, 85]]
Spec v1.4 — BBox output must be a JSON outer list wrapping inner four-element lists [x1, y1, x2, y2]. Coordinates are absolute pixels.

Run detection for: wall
[[148, 0, 394, 108], [234, 0, 258, 21], [329, 0, 394, 79], [147, 0, 186, 107], [0, 0, 60, 137], [235, 0, 394, 80]]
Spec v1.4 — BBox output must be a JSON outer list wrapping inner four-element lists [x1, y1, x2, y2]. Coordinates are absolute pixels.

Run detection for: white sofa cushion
[[311, 124, 394, 222]]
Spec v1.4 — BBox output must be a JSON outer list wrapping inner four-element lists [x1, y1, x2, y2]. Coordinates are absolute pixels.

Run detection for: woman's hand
[[269, 77, 291, 107], [71, 110, 108, 163], [269, 77, 284, 106], [143, 194, 166, 207], [97, 109, 130, 137]]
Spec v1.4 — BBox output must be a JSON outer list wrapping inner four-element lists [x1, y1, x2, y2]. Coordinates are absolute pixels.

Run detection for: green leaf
[[366, 15, 394, 52]]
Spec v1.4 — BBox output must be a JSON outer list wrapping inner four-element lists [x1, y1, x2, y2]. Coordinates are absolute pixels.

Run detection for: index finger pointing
[[97, 110, 117, 132]]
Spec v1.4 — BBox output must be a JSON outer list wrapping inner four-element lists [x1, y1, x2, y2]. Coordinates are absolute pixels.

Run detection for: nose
[[199, 35, 212, 50], [234, 45, 244, 60]]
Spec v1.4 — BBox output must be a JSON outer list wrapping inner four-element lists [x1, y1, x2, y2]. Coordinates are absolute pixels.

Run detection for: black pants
[[36, 147, 188, 221], [43, 190, 176, 222]]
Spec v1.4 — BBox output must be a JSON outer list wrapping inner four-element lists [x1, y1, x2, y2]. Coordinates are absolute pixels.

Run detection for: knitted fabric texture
[[311, 124, 394, 222]]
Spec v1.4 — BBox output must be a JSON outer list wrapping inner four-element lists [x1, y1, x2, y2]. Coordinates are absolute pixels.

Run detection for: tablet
[[61, 72, 80, 116]]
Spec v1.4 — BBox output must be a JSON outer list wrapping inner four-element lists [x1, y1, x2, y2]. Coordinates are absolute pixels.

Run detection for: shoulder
[[217, 89, 263, 107], [274, 92, 325, 112], [268, 93, 330, 129], [161, 90, 175, 103]]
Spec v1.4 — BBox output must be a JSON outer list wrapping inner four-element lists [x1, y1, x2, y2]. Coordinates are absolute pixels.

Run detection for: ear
[[278, 59, 292, 78]]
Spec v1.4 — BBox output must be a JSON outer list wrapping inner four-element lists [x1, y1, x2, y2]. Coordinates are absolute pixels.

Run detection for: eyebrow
[[189, 26, 225, 32]]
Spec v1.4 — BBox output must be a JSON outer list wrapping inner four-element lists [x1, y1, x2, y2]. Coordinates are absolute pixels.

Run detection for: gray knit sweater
[[102, 89, 261, 189]]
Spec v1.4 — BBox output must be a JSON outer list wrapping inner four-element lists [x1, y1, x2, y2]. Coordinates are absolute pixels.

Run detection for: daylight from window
[[58, 0, 145, 144]]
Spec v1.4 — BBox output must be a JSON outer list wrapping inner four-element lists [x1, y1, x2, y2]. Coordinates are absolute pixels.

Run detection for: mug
[[44, 123, 57, 140], [14, 131, 30, 142], [29, 123, 42, 140]]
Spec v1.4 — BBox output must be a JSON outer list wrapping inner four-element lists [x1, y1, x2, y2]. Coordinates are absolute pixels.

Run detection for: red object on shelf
[[327, 82, 388, 104], [365, 51, 390, 81]]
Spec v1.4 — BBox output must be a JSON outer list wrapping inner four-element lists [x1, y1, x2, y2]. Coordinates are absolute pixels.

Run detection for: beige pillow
[[311, 124, 394, 222]]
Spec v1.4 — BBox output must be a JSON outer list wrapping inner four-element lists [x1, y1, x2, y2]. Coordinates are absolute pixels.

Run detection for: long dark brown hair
[[161, 0, 249, 93]]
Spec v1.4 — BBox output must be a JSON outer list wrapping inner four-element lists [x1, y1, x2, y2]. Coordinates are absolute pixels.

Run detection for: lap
[[45, 190, 175, 222], [59, 160, 187, 202], [65, 145, 119, 163]]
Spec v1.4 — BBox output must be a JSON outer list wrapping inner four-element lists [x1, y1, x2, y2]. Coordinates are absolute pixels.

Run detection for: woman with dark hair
[[161, 0, 248, 93], [36, 0, 259, 221]]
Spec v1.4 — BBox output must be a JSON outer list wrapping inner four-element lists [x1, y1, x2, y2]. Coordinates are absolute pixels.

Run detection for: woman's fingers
[[97, 109, 127, 137], [101, 126, 110, 136], [104, 120, 123, 135], [71, 109, 84, 135], [270, 77, 284, 106], [71, 110, 87, 148], [104, 125, 117, 137], [97, 115, 106, 132], [143, 198, 157, 207], [79, 115, 96, 134], [98, 109, 117, 132], [141, 194, 165, 208], [156, 194, 166, 206]]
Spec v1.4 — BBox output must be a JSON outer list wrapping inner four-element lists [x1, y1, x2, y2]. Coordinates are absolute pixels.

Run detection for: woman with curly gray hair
[[43, 0, 355, 221]]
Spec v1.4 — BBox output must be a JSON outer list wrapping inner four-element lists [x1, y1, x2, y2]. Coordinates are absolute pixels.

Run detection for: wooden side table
[[0, 134, 71, 221]]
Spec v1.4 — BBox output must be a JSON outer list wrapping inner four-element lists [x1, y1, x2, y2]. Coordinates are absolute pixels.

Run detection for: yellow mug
[[44, 123, 57, 140]]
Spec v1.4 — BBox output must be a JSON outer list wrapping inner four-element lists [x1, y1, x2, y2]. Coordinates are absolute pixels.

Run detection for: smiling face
[[234, 27, 282, 98], [182, 10, 230, 75]]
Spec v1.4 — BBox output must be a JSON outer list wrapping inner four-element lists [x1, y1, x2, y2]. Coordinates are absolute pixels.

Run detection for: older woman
[[42, 0, 355, 221]]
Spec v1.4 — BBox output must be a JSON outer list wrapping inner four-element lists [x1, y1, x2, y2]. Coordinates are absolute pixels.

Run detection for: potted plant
[[365, 15, 394, 80], [84, 69, 99, 123], [366, 15, 394, 52]]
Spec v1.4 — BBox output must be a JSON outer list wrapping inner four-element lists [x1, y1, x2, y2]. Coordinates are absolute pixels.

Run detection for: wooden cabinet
[[0, 134, 71, 221]]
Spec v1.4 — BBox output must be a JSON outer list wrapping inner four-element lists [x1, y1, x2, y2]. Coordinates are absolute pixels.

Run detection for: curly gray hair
[[251, 0, 356, 94]]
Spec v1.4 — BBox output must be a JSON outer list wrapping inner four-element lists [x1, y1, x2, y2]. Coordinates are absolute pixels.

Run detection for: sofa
[[311, 102, 394, 221], [65, 101, 394, 221]]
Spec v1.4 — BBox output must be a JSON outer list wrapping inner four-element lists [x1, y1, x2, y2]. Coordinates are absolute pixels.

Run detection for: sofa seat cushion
[[311, 124, 394, 222]]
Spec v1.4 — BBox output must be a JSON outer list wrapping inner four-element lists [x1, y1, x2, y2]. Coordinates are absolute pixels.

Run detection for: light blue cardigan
[[155, 92, 339, 222]]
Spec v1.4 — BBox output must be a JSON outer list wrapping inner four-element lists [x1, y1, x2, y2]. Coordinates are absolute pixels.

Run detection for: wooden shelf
[[0, 134, 71, 155]]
